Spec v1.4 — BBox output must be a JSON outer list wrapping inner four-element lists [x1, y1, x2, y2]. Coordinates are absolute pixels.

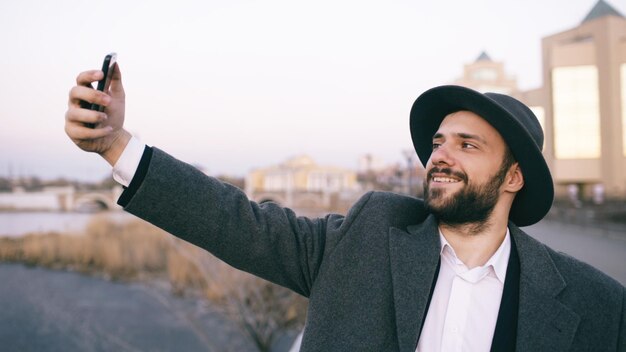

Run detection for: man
[[66, 64, 625, 351]]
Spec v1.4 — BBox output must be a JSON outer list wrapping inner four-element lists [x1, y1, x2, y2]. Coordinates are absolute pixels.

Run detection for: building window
[[264, 172, 289, 191], [552, 65, 601, 159], [471, 68, 498, 82]]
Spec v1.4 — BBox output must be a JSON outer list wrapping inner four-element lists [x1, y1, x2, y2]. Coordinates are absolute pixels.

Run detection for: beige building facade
[[453, 51, 520, 96], [245, 155, 362, 214], [539, 0, 626, 199]]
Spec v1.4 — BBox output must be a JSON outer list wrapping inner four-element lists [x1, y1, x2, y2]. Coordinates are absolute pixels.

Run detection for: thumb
[[109, 62, 124, 95]]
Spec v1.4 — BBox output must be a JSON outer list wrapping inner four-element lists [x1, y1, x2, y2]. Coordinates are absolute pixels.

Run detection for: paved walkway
[[0, 264, 258, 352], [526, 220, 626, 285]]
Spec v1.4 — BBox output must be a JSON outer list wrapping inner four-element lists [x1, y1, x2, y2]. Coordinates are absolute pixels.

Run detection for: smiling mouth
[[427, 167, 468, 185], [431, 176, 461, 183]]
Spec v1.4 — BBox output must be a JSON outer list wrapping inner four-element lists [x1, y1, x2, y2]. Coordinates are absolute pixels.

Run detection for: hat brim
[[410, 85, 553, 226]]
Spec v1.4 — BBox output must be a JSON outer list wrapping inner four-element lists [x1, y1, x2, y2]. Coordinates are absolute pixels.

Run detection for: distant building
[[367, 162, 425, 196], [357, 154, 388, 174], [453, 51, 546, 153], [453, 51, 520, 96], [454, 0, 626, 201], [536, 0, 626, 199], [245, 155, 362, 214]]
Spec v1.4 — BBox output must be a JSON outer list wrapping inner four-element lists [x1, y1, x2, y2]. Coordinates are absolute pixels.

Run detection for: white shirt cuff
[[112, 136, 145, 187]]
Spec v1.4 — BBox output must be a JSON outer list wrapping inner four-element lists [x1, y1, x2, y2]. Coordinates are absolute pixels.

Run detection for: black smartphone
[[90, 52, 117, 112], [83, 53, 116, 128]]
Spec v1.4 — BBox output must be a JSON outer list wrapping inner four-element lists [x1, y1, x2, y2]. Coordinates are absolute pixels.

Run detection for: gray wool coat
[[119, 148, 626, 351]]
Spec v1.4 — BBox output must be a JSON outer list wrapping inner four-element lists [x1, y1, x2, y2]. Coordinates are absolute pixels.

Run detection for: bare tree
[[167, 236, 308, 352]]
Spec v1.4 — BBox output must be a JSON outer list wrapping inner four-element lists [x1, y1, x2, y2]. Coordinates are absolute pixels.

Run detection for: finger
[[109, 63, 125, 95], [65, 107, 107, 124], [68, 85, 111, 108], [65, 123, 113, 141], [75, 70, 104, 87]]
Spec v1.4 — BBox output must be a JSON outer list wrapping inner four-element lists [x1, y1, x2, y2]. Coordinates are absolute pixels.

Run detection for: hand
[[65, 63, 130, 166]]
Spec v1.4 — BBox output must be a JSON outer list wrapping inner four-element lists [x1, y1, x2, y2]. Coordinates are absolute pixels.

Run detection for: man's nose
[[429, 145, 454, 166]]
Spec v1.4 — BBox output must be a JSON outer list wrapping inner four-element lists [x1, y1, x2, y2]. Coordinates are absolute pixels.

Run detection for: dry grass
[[0, 216, 307, 351], [0, 217, 171, 280]]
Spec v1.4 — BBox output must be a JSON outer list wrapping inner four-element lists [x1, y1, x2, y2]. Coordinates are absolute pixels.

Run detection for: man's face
[[423, 111, 512, 225]]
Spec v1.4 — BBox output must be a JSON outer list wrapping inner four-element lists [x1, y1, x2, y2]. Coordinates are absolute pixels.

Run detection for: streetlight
[[402, 150, 415, 196]]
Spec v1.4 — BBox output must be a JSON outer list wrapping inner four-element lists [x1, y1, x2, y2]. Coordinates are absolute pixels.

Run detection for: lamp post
[[402, 150, 415, 196]]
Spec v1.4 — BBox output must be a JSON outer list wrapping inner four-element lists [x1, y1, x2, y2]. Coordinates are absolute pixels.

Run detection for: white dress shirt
[[417, 229, 511, 352], [112, 136, 145, 187]]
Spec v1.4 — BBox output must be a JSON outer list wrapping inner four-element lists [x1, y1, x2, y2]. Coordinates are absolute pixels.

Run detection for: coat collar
[[388, 214, 440, 352], [387, 217, 580, 352], [510, 223, 580, 351]]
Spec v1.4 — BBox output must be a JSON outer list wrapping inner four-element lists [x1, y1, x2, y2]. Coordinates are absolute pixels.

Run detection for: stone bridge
[[0, 186, 123, 212], [71, 188, 123, 211]]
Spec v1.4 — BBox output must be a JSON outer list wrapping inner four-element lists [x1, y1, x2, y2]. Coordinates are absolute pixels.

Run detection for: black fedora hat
[[409, 85, 553, 226]]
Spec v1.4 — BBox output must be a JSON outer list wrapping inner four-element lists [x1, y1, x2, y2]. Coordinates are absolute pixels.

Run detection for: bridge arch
[[73, 193, 116, 212]]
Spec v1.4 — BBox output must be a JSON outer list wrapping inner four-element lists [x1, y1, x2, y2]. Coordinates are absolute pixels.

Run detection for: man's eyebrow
[[432, 132, 487, 144], [432, 132, 444, 140], [457, 132, 487, 144]]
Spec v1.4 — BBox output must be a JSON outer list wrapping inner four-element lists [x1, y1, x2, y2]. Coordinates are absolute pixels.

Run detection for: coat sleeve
[[117, 147, 373, 297]]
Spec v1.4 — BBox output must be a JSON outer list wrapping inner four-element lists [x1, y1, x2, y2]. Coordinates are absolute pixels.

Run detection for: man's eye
[[462, 142, 476, 149], [432, 143, 441, 150]]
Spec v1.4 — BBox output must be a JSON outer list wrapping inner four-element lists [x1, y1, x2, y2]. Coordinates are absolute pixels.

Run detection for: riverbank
[[0, 211, 133, 238]]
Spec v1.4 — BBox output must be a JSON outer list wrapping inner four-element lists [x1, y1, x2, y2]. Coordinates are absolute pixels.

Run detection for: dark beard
[[423, 165, 508, 227]]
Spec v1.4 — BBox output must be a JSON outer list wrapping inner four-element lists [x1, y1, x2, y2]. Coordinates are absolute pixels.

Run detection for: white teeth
[[432, 177, 459, 183]]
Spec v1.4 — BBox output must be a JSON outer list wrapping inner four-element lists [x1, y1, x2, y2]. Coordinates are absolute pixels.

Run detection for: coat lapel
[[511, 224, 580, 351], [388, 215, 441, 352]]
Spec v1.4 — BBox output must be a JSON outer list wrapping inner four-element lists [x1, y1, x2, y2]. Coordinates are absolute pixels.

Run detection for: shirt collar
[[438, 228, 511, 283]]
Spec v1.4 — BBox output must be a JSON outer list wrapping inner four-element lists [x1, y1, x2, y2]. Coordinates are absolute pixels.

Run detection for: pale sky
[[1, 0, 624, 181]]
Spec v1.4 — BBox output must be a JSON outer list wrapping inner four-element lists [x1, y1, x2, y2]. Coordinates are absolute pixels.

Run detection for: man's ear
[[504, 163, 524, 193]]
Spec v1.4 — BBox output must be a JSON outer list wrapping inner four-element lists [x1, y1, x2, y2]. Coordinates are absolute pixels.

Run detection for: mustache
[[427, 167, 468, 183]]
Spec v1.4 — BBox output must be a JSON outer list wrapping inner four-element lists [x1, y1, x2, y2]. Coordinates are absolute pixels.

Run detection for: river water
[[0, 207, 331, 238], [0, 211, 135, 237]]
